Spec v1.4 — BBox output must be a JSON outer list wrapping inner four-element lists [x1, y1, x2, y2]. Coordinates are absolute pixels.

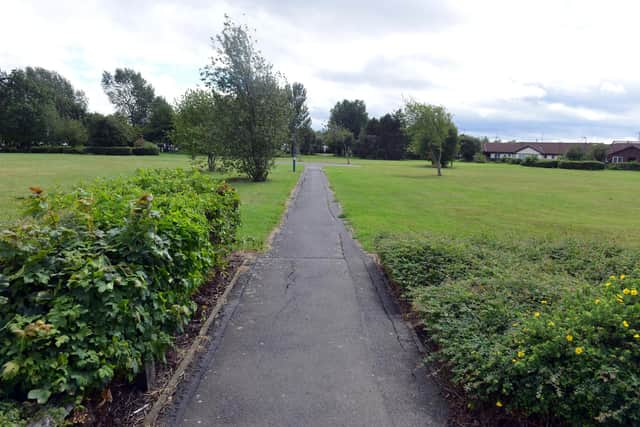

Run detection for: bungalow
[[482, 142, 597, 160], [607, 141, 640, 163]]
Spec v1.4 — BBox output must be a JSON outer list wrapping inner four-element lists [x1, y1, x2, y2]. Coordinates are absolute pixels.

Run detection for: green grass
[[324, 160, 640, 250], [0, 153, 301, 250]]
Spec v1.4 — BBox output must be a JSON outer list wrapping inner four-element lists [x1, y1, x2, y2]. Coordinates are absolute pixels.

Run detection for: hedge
[[608, 161, 640, 171], [377, 235, 640, 425], [558, 160, 605, 170], [29, 146, 85, 154], [85, 146, 133, 155], [132, 142, 160, 156], [521, 159, 558, 168], [0, 169, 240, 423]]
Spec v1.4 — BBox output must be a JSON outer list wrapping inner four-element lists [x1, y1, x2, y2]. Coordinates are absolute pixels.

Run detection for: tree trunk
[[207, 153, 216, 172]]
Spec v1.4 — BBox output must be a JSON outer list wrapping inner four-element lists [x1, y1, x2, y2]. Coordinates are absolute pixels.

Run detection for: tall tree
[[171, 89, 224, 171], [101, 68, 156, 127], [404, 101, 456, 176], [329, 99, 368, 142], [286, 82, 311, 156], [459, 134, 482, 161], [355, 111, 408, 160], [144, 96, 174, 145], [201, 16, 290, 181]]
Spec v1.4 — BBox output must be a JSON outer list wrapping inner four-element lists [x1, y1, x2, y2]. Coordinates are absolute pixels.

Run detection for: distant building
[[607, 141, 640, 163], [482, 142, 599, 160]]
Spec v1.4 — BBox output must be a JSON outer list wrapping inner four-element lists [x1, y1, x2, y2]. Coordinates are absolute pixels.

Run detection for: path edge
[[142, 255, 253, 427], [264, 167, 305, 251]]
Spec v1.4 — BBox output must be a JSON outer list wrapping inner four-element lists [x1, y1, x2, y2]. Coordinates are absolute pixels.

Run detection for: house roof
[[607, 142, 640, 155], [482, 142, 597, 155]]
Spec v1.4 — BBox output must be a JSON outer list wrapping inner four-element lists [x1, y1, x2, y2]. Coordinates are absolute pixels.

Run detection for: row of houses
[[482, 141, 640, 163]]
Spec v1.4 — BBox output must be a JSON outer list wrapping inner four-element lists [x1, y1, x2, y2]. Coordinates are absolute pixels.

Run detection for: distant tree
[[355, 112, 408, 160], [286, 82, 311, 156], [298, 126, 318, 155], [201, 17, 290, 181], [329, 99, 368, 142], [144, 96, 174, 145], [459, 134, 482, 161], [588, 143, 608, 162], [87, 113, 133, 147], [171, 89, 224, 171], [324, 125, 354, 161], [55, 119, 88, 146], [101, 68, 156, 127], [441, 126, 459, 166], [0, 67, 88, 150], [404, 100, 456, 176], [566, 146, 586, 161]]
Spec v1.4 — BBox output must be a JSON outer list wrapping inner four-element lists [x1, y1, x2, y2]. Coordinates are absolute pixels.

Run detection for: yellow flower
[[517, 351, 525, 358], [566, 335, 573, 342], [621, 274, 626, 280], [496, 401, 503, 408], [634, 334, 640, 339], [623, 288, 630, 295], [594, 299, 601, 304], [623, 320, 630, 328], [534, 311, 541, 318], [541, 300, 548, 305], [547, 321, 555, 327], [575, 347, 584, 355], [511, 358, 517, 363], [605, 282, 611, 287], [631, 289, 638, 296], [609, 275, 616, 280]]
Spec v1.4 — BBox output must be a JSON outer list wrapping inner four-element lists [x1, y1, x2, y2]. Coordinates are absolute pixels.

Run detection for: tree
[[566, 146, 586, 161], [298, 126, 318, 155], [355, 112, 409, 160], [0, 67, 88, 150], [101, 68, 156, 127], [144, 96, 174, 145], [459, 134, 482, 161], [441, 126, 459, 166], [171, 89, 224, 171], [201, 17, 290, 181], [86, 113, 133, 147], [329, 99, 368, 143], [323, 125, 354, 162], [588, 143, 608, 162], [286, 82, 311, 156], [404, 100, 456, 176]]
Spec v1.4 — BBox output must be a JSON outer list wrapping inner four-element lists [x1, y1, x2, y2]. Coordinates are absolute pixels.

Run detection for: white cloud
[[2, 0, 640, 141]]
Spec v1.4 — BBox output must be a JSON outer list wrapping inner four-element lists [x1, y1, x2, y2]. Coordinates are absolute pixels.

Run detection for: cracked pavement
[[165, 165, 447, 426]]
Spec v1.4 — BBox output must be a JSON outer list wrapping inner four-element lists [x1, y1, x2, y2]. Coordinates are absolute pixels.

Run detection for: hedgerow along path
[[164, 165, 447, 426]]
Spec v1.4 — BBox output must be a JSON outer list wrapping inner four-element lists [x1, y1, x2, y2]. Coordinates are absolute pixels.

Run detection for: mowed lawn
[[325, 160, 640, 250], [0, 153, 301, 250]]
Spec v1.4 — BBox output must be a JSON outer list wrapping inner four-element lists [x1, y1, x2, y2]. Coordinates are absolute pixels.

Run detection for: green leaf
[[27, 388, 51, 404]]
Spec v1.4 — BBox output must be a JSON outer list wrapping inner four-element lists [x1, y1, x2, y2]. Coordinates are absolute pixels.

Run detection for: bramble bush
[[377, 235, 640, 425], [0, 169, 239, 423]]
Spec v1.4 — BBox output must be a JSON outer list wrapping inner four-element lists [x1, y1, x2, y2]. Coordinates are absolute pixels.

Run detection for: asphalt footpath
[[163, 165, 447, 427]]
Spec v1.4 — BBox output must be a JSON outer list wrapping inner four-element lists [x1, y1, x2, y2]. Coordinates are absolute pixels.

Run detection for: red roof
[[482, 142, 598, 155], [607, 142, 640, 155]]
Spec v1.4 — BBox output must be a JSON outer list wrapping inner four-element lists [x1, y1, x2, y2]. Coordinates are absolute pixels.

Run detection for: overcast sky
[[2, 0, 640, 142]]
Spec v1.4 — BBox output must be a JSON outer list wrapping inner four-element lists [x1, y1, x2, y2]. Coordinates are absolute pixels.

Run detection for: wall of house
[[608, 147, 640, 162], [514, 147, 543, 159]]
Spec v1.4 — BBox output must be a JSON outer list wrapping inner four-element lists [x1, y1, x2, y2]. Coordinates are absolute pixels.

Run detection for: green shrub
[[558, 160, 605, 170], [132, 141, 160, 156], [61, 146, 85, 154], [0, 169, 239, 422], [473, 152, 486, 163], [608, 161, 640, 171], [507, 158, 522, 165], [522, 159, 557, 168], [521, 156, 537, 166], [85, 146, 132, 155], [376, 235, 640, 425]]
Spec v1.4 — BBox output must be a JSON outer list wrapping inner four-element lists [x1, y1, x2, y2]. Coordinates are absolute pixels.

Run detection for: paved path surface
[[164, 165, 446, 427]]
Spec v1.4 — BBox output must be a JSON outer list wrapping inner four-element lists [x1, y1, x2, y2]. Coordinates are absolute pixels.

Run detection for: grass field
[[324, 160, 640, 250], [0, 153, 301, 250]]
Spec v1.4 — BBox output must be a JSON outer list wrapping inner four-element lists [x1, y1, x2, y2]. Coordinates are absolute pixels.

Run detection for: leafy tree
[[298, 126, 318, 155], [404, 100, 456, 176], [144, 96, 174, 145], [329, 99, 368, 142], [588, 143, 608, 162], [201, 17, 290, 181], [441, 126, 459, 166], [54, 119, 88, 146], [171, 89, 224, 171], [566, 146, 586, 161], [459, 134, 482, 161], [86, 113, 133, 147], [355, 111, 408, 160], [323, 125, 354, 162], [286, 82, 311, 156], [101, 68, 156, 127], [0, 67, 88, 150]]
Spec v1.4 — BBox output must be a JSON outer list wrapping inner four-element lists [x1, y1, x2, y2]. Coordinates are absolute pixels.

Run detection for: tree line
[[1, 16, 487, 178]]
